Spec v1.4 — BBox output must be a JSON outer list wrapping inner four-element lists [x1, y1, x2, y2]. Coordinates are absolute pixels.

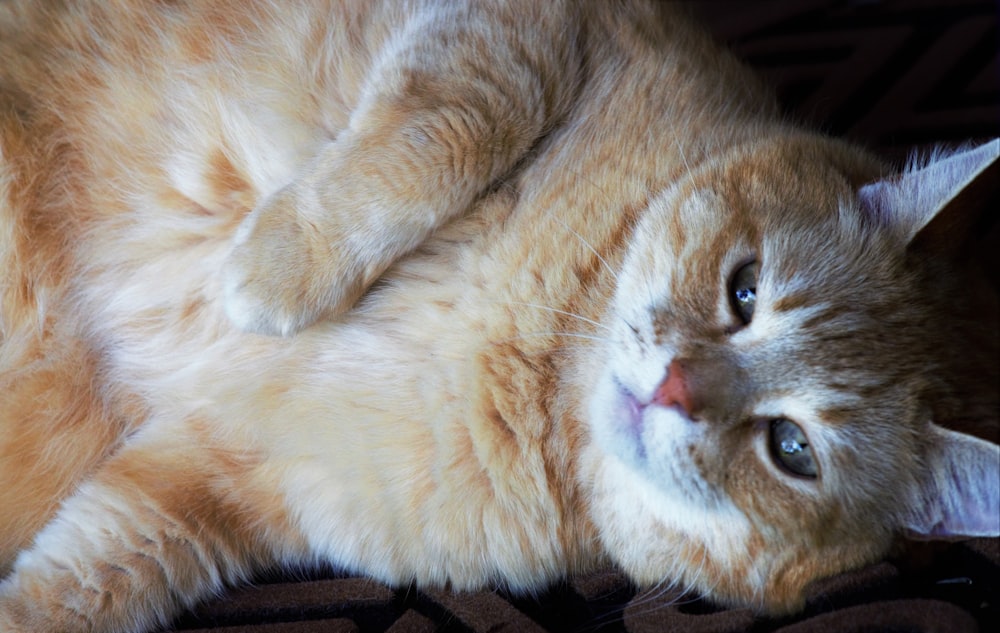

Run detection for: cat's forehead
[[682, 143, 912, 305], [628, 144, 935, 417], [640, 151, 911, 316]]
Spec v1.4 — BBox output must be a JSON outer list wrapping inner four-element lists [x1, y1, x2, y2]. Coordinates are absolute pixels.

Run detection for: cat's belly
[[73, 192, 588, 588]]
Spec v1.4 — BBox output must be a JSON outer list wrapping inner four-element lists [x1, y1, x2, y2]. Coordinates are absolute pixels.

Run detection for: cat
[[0, 0, 997, 631]]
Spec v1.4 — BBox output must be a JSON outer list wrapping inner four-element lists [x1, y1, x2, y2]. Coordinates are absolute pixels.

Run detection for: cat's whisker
[[625, 583, 685, 621], [627, 569, 713, 622], [680, 548, 725, 612], [625, 541, 718, 618], [489, 300, 613, 333]]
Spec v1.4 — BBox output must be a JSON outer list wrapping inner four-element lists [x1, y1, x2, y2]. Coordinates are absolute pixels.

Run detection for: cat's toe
[[221, 186, 371, 336], [221, 271, 312, 337], [221, 250, 320, 336], [221, 195, 328, 336]]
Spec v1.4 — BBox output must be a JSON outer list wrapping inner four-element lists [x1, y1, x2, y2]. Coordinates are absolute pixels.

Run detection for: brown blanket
[[163, 1, 1000, 631], [168, 539, 997, 632]]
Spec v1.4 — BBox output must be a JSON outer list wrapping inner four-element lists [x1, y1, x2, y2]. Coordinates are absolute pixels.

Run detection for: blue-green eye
[[769, 419, 817, 478], [730, 261, 758, 324]]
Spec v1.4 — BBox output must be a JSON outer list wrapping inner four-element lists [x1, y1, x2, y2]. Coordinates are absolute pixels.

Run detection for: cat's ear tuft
[[902, 425, 1000, 540], [857, 139, 999, 249]]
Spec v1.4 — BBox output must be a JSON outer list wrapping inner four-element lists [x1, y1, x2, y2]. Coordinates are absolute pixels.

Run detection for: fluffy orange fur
[[0, 1, 997, 631]]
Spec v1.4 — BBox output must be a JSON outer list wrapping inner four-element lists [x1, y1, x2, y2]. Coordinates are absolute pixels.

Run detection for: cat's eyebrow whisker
[[484, 340, 604, 362], [551, 217, 620, 283], [490, 300, 613, 333], [492, 331, 612, 346], [671, 132, 695, 182]]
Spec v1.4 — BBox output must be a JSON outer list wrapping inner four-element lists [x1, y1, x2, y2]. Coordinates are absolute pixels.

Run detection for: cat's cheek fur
[[585, 387, 820, 612], [584, 446, 887, 613], [582, 448, 773, 608]]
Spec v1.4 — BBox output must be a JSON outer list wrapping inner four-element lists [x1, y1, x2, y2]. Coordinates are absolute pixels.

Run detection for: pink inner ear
[[904, 426, 1000, 541], [855, 139, 1000, 243], [914, 485, 1000, 541]]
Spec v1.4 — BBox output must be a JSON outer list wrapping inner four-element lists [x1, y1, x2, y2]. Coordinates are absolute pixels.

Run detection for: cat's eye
[[729, 261, 758, 325], [768, 419, 818, 479]]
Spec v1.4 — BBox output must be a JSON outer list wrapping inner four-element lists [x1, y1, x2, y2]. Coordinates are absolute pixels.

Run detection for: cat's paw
[[222, 187, 365, 336]]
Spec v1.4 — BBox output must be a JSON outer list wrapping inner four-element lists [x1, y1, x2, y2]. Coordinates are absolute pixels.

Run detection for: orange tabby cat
[[0, 1, 997, 631]]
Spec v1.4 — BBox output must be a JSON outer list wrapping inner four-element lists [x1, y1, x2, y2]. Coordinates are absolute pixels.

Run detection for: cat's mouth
[[612, 379, 645, 438], [611, 373, 695, 432], [606, 375, 699, 468]]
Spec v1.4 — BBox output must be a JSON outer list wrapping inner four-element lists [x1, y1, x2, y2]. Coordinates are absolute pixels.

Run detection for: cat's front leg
[[222, 95, 549, 337], [0, 434, 289, 633], [222, 159, 363, 337], [221, 131, 457, 337], [221, 7, 578, 336]]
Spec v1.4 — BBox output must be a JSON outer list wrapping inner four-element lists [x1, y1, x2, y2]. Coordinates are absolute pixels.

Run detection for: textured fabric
[[168, 539, 998, 632], [163, 1, 999, 631]]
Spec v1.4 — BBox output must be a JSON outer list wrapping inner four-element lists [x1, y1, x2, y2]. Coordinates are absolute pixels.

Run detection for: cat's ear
[[858, 139, 999, 249], [901, 425, 1000, 540]]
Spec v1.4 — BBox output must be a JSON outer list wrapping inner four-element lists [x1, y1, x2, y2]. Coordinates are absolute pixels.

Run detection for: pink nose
[[652, 359, 694, 416]]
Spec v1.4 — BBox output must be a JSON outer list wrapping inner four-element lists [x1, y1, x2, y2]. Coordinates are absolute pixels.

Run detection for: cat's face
[[583, 136, 968, 612]]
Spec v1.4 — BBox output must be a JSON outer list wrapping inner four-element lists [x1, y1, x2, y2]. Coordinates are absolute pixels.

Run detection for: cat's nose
[[652, 359, 696, 418]]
